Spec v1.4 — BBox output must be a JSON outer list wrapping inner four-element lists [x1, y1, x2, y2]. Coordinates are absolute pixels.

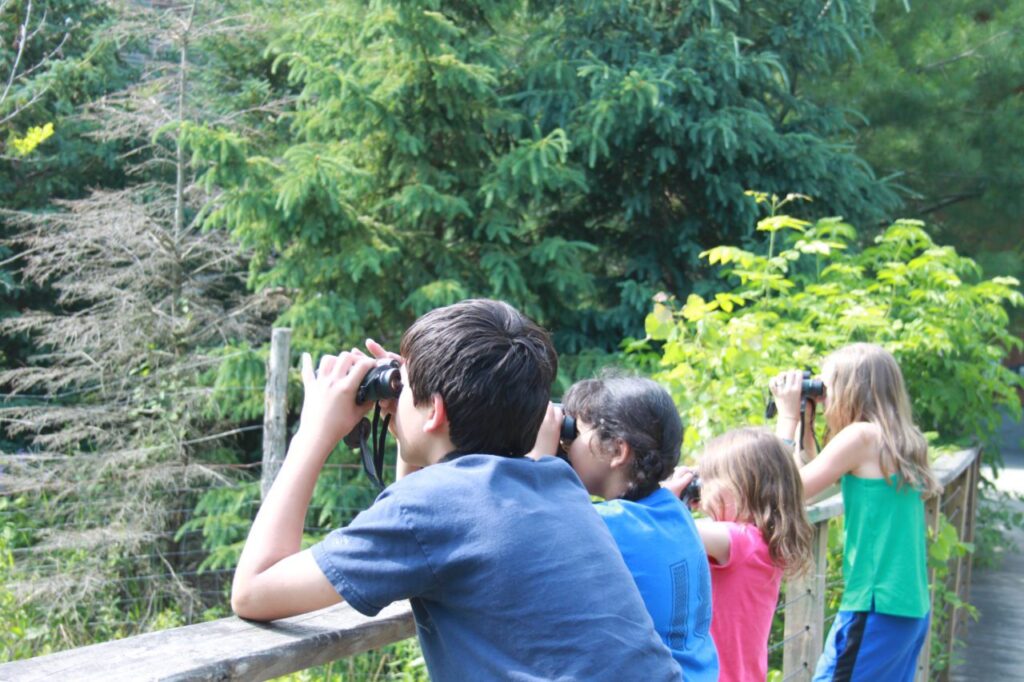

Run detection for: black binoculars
[[356, 359, 403, 404], [765, 370, 824, 418], [680, 476, 701, 505], [550, 402, 578, 459]]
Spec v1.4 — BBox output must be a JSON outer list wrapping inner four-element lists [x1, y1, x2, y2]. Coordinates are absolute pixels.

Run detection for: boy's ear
[[610, 440, 633, 469], [423, 393, 448, 434]]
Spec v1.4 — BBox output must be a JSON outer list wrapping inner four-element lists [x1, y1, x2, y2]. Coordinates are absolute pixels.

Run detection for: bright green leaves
[[402, 279, 469, 316], [482, 128, 586, 208], [757, 215, 811, 233], [275, 143, 369, 221], [642, 207, 1023, 454], [9, 123, 55, 156]]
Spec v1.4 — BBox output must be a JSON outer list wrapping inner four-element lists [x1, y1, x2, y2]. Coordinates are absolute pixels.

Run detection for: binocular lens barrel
[[356, 360, 403, 404]]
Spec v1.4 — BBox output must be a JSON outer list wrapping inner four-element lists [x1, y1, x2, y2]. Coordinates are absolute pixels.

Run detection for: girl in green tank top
[[771, 343, 940, 681]]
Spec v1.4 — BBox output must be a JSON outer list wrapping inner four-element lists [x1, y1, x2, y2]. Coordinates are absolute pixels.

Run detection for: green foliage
[[8, 122, 55, 156], [0, 499, 48, 662], [639, 197, 1022, 456], [927, 513, 978, 674], [181, 443, 384, 572], [814, 0, 1024, 304], [187, 0, 900, 354], [275, 637, 429, 682], [972, 482, 1024, 569]]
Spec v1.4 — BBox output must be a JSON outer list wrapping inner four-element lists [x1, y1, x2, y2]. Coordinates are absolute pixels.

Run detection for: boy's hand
[[297, 349, 377, 452], [526, 402, 562, 460]]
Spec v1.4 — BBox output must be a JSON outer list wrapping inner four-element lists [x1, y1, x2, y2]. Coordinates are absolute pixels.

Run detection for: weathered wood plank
[[261, 327, 291, 500], [782, 518, 829, 682], [0, 601, 415, 682], [933, 448, 979, 487]]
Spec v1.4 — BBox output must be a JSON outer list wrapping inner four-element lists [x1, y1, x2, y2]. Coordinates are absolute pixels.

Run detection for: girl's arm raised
[[771, 370, 819, 466], [799, 422, 880, 498], [695, 519, 732, 566], [663, 469, 732, 564]]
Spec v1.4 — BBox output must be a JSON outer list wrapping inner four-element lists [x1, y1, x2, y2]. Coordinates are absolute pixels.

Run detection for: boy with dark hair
[[231, 299, 680, 680]]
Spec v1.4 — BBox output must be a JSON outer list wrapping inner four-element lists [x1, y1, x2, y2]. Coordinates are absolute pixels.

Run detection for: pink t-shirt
[[709, 522, 782, 682]]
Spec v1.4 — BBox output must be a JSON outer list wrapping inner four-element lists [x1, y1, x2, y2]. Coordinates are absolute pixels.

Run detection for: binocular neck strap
[[346, 405, 390, 490]]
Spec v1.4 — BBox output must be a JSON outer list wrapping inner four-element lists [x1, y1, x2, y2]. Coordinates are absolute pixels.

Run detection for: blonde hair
[[699, 428, 813, 578], [822, 343, 940, 497]]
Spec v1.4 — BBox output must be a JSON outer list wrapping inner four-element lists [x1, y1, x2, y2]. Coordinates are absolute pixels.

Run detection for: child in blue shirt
[[231, 300, 680, 681], [531, 374, 719, 681]]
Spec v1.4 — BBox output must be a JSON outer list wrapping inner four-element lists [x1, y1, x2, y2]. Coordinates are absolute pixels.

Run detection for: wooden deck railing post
[[916, 446, 981, 682], [957, 454, 981, 637], [261, 327, 291, 500], [917, 486, 942, 681], [782, 517, 829, 681]]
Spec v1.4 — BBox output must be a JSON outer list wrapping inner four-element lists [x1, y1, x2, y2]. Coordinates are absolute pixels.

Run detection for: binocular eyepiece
[[550, 403, 578, 460], [356, 359, 403, 404]]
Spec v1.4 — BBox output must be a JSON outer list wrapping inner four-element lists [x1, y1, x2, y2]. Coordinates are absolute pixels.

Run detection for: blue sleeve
[[311, 487, 438, 617]]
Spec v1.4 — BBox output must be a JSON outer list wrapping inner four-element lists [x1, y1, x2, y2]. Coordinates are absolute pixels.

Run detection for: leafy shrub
[[635, 193, 1022, 458], [639, 194, 1021, 679]]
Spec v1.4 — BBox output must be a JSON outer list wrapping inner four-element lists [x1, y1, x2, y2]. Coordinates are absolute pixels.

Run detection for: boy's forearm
[[234, 429, 334, 585]]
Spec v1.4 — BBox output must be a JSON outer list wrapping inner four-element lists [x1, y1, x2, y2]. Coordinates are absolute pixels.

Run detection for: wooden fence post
[[261, 327, 291, 500], [783, 517, 829, 681]]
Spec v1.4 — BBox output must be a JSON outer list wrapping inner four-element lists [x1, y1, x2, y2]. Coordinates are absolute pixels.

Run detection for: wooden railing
[[0, 447, 981, 682]]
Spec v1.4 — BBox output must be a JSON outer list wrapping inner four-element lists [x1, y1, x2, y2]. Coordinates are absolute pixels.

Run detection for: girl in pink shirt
[[667, 428, 813, 682]]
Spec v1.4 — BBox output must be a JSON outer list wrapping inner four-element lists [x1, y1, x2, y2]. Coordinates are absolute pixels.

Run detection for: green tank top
[[839, 474, 930, 617]]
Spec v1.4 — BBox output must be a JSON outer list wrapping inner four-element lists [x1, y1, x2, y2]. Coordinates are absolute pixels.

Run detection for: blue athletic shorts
[[812, 608, 930, 682]]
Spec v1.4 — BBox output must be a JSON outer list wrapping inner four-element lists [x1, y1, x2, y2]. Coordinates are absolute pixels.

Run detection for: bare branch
[[916, 29, 1017, 72], [0, 0, 75, 124]]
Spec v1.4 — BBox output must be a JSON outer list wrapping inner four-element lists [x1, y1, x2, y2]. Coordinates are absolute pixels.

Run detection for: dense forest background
[[1, 0, 1021, 675]]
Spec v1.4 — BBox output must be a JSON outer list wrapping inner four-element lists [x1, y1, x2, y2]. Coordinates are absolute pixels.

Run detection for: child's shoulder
[[832, 420, 880, 442], [393, 454, 583, 501], [828, 421, 884, 475], [830, 421, 882, 456]]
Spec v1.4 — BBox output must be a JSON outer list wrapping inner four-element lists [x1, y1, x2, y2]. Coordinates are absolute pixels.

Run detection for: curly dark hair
[[563, 373, 682, 501]]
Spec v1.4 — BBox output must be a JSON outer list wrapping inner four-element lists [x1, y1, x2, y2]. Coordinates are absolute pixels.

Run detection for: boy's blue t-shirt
[[595, 488, 719, 681], [312, 454, 681, 682]]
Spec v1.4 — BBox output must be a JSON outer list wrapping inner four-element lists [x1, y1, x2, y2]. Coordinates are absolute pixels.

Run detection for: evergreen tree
[[0, 0, 132, 374], [187, 0, 899, 356], [813, 0, 1024, 285], [0, 0, 282, 654]]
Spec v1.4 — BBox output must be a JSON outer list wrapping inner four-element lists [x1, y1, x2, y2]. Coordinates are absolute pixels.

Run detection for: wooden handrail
[[0, 601, 415, 682], [0, 448, 981, 682]]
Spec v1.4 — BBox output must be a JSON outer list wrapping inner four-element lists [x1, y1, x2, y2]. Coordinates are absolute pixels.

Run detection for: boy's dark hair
[[400, 299, 558, 457], [564, 373, 682, 501]]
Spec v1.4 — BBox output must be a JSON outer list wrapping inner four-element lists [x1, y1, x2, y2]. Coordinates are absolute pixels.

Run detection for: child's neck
[[600, 475, 630, 501]]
